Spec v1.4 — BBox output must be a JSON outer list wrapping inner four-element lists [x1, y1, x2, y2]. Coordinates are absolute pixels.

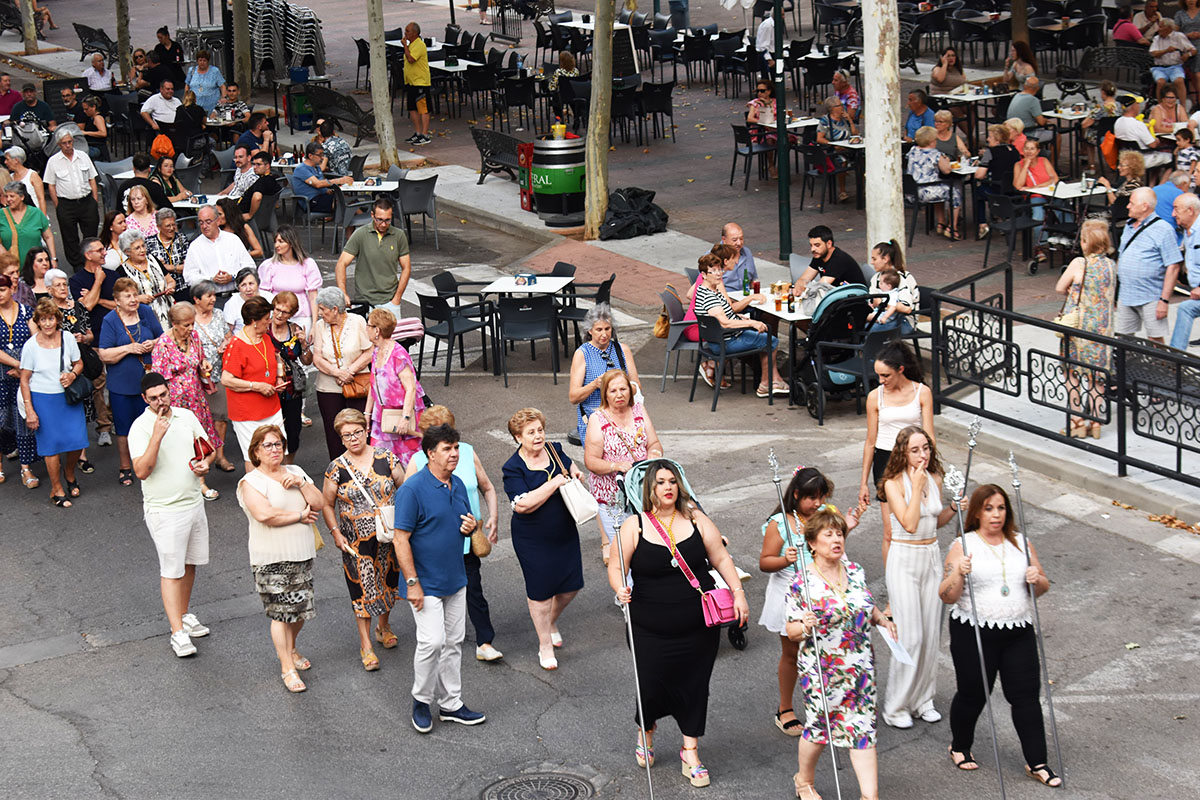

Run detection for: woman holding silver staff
[[938, 484, 1060, 788], [785, 507, 896, 800], [878, 426, 956, 729]]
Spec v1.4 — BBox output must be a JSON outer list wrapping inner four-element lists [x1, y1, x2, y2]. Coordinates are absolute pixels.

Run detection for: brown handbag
[[470, 519, 492, 558], [330, 321, 371, 398]]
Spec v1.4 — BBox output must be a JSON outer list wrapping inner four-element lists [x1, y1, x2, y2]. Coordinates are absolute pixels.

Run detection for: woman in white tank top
[[859, 341, 934, 561], [878, 425, 956, 728]]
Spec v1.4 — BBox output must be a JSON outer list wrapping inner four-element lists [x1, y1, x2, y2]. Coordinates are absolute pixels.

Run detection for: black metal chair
[[982, 190, 1039, 268], [649, 29, 681, 83], [731, 124, 773, 190], [712, 37, 747, 98], [688, 316, 774, 411], [354, 38, 371, 89], [903, 172, 956, 245], [557, 272, 615, 353], [642, 81, 677, 142], [797, 143, 853, 212], [659, 287, 699, 391], [497, 295, 560, 387], [416, 292, 492, 386]]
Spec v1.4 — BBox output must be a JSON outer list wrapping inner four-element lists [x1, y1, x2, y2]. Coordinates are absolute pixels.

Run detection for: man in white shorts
[[1115, 187, 1182, 343], [129, 372, 216, 657]]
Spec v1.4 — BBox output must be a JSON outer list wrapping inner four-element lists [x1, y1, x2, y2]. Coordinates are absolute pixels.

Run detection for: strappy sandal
[[977, 224, 990, 240], [51, 494, 72, 508], [77, 459, 94, 474], [936, 223, 948, 237], [775, 707, 803, 736], [374, 626, 399, 649], [949, 747, 979, 771], [215, 458, 236, 472], [360, 648, 380, 671], [201, 487, 219, 501], [117, 469, 133, 486], [635, 727, 655, 768], [281, 669, 306, 692], [679, 746, 710, 787], [21, 468, 39, 489], [1025, 764, 1062, 788], [793, 775, 823, 800], [66, 481, 81, 498], [291, 651, 311, 671]]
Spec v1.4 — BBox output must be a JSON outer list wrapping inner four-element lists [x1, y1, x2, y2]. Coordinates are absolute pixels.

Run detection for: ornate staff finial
[[768, 448, 781, 484], [945, 465, 966, 502], [967, 416, 982, 449], [1008, 451, 1021, 489]]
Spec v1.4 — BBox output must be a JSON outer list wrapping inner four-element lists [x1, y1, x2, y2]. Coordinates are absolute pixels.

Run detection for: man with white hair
[[42, 129, 100, 270], [720, 222, 758, 293], [1116, 186, 1182, 343], [182, 205, 253, 295], [82, 53, 116, 93], [1170, 192, 1200, 351], [1150, 17, 1194, 101], [832, 69, 861, 123], [1154, 169, 1191, 223]]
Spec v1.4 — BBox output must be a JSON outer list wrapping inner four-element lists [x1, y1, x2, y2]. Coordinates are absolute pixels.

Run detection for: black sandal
[[118, 469, 133, 486], [1025, 764, 1062, 788], [66, 481, 81, 498], [774, 708, 803, 735], [77, 459, 95, 474], [51, 494, 72, 508], [949, 748, 979, 771]]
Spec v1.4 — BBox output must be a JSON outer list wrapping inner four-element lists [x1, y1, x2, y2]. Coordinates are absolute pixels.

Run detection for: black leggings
[[948, 616, 1048, 768]]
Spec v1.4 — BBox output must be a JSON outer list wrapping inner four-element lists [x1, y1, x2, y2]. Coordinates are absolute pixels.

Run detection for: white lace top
[[887, 470, 943, 542], [951, 531, 1033, 629]]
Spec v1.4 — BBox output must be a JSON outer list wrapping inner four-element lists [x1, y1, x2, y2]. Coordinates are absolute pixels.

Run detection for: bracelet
[[1160, 297, 1170, 303], [733, 588, 745, 593]]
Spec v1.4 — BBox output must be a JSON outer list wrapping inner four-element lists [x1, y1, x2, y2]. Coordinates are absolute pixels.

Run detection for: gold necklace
[[812, 560, 848, 602], [650, 508, 679, 567], [978, 534, 1011, 597]]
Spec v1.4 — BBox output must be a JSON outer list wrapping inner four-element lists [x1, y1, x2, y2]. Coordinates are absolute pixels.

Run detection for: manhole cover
[[480, 773, 595, 800]]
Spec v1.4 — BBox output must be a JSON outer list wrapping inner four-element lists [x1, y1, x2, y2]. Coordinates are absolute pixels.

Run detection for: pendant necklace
[[651, 508, 680, 567], [980, 535, 1010, 596]]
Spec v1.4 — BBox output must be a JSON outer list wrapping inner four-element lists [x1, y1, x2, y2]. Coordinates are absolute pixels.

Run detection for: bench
[[470, 126, 521, 184], [72, 23, 118, 66], [302, 84, 376, 145], [1056, 46, 1153, 102], [1, 1, 43, 40]]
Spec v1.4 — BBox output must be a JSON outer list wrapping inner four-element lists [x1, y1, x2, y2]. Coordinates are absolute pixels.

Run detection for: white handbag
[[340, 456, 395, 544], [546, 442, 599, 525]]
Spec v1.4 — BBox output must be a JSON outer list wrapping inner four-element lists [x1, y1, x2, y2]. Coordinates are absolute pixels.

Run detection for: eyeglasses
[[372, 215, 393, 224], [340, 429, 366, 441], [197, 219, 216, 225], [260, 441, 284, 450]]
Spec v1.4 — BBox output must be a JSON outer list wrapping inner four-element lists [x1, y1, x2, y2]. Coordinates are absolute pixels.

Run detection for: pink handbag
[[645, 514, 738, 627], [391, 317, 425, 342]]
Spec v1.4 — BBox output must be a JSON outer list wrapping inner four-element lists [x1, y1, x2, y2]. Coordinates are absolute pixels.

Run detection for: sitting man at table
[[0, 74, 21, 116], [1135, 0, 1163, 40], [1113, 7, 1151, 46], [1006, 77, 1052, 143], [83, 53, 117, 94], [335, 196, 411, 318], [140, 79, 181, 142], [118, 151, 174, 212], [58, 87, 87, 126], [1150, 18, 1195, 101], [182, 205, 254, 295], [236, 112, 275, 157], [240, 151, 282, 219], [211, 81, 251, 124], [290, 141, 354, 214], [14, 83, 55, 132], [791, 225, 864, 297], [138, 53, 176, 97], [1169, 192, 1200, 351], [832, 70, 861, 124], [217, 145, 256, 200], [1116, 97, 1174, 169], [720, 222, 757, 294], [902, 89, 935, 141], [313, 119, 353, 177]]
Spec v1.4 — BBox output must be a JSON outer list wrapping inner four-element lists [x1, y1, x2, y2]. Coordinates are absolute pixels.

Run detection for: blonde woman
[[932, 109, 969, 160], [907, 126, 962, 238], [1097, 150, 1145, 221], [124, 185, 159, 239]]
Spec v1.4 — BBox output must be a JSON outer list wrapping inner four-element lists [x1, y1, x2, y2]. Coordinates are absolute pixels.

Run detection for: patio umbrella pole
[[1007, 452, 1065, 787]]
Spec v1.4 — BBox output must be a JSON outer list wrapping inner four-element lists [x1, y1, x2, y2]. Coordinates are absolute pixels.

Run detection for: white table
[[750, 298, 810, 324], [344, 180, 399, 193], [175, 196, 218, 210], [952, 162, 980, 176], [114, 170, 135, 180], [931, 89, 1015, 103], [271, 159, 300, 170], [831, 139, 867, 150], [800, 49, 857, 62], [1026, 180, 1108, 200], [787, 117, 820, 129], [1044, 109, 1090, 121], [559, 19, 630, 32], [481, 275, 575, 295], [431, 58, 484, 74]]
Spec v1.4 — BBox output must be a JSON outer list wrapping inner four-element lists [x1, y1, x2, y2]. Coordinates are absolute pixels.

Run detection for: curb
[[0, 50, 74, 80], [938, 414, 1200, 523], [435, 193, 563, 245]]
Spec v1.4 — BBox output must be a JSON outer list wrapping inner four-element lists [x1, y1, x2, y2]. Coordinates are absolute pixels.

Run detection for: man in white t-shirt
[[140, 80, 181, 131], [129, 372, 216, 657], [1114, 98, 1173, 168]]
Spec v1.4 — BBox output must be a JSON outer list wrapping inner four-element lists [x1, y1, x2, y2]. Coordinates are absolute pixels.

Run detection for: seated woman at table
[[747, 80, 796, 178], [867, 240, 918, 333], [1081, 80, 1121, 171], [1175, 128, 1200, 173], [1001, 41, 1038, 91], [929, 46, 966, 96], [1013, 138, 1058, 253], [1004, 117, 1028, 153], [907, 126, 962, 240], [151, 155, 194, 204], [1151, 88, 1189, 130], [1097, 150, 1144, 222], [174, 90, 209, 145], [547, 51, 579, 95], [817, 96, 858, 203], [932, 110, 970, 160]]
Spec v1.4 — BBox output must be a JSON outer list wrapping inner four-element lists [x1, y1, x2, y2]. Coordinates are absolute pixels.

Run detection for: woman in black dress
[[502, 407, 585, 672], [608, 459, 749, 789]]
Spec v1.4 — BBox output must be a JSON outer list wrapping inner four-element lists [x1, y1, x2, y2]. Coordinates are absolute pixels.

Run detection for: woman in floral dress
[[152, 301, 221, 500], [320, 408, 404, 672], [0, 272, 39, 488], [908, 126, 963, 239], [363, 308, 425, 467], [785, 508, 896, 800]]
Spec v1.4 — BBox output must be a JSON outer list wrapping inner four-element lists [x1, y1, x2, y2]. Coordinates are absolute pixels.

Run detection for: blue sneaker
[[438, 705, 486, 725], [412, 700, 433, 733]]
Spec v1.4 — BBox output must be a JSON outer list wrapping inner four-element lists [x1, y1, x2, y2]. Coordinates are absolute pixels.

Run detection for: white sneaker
[[919, 707, 943, 723], [476, 643, 504, 662], [884, 712, 913, 729], [97, 431, 113, 447], [170, 630, 196, 657], [181, 613, 210, 638]]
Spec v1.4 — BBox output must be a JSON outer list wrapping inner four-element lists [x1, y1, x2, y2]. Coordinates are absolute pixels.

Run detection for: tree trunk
[[232, 0, 253, 92], [366, 0, 400, 169], [1011, 0, 1028, 45], [863, 0, 904, 262], [19, 0, 36, 55], [584, 0, 616, 240], [115, 0, 132, 85]]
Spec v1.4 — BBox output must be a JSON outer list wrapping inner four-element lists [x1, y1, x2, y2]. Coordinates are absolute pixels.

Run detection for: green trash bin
[[532, 137, 585, 227]]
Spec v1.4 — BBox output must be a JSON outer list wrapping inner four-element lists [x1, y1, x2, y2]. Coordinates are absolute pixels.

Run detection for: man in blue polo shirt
[[290, 141, 353, 213], [1116, 186, 1182, 343], [903, 90, 936, 141], [394, 424, 487, 734], [1170, 192, 1200, 351], [235, 111, 275, 156], [720, 222, 757, 293]]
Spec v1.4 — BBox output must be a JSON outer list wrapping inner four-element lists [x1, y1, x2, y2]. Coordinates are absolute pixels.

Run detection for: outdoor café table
[[343, 180, 400, 194], [948, 159, 981, 228], [480, 274, 576, 375], [830, 138, 868, 209], [431, 58, 485, 74], [1029, 17, 1079, 31], [560, 18, 631, 32], [271, 159, 300, 170], [272, 75, 333, 135], [1025, 179, 1109, 221], [114, 170, 135, 180], [749, 297, 812, 408], [1044, 107, 1090, 169], [933, 87, 1015, 151]]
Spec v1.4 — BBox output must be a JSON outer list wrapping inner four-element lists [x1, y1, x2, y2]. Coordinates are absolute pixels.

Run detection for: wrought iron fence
[[930, 262, 1200, 488]]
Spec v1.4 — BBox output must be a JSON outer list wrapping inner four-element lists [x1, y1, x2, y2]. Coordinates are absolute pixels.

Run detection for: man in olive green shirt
[[335, 195, 412, 316]]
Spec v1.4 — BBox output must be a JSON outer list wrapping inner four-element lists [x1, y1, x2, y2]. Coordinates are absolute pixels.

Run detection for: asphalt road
[[2, 240, 1198, 800]]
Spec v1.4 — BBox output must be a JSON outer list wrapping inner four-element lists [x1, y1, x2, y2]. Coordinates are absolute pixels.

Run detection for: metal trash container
[[532, 137, 585, 227]]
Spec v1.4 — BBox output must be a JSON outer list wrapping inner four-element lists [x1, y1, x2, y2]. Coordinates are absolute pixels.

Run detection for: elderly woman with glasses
[[236, 423, 325, 693], [568, 302, 641, 445], [145, 208, 190, 301], [47, 267, 99, 473], [816, 96, 857, 202], [0, 182, 55, 267], [117, 229, 175, 327], [311, 287, 373, 459], [191, 280, 235, 472], [321, 408, 405, 672], [268, 291, 312, 459], [223, 267, 275, 335]]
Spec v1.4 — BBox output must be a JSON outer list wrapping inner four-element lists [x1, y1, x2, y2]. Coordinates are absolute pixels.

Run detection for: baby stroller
[[1029, 180, 1089, 275], [793, 283, 889, 422], [618, 458, 750, 650]]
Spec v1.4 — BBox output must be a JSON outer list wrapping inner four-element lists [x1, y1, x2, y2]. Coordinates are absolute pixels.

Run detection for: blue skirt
[[30, 391, 88, 456], [110, 392, 147, 437]]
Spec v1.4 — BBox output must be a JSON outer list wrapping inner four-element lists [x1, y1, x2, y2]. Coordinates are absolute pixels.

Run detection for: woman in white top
[[866, 240, 919, 333], [859, 340, 935, 557], [222, 268, 275, 334], [236, 423, 325, 693], [938, 484, 1059, 788], [879, 426, 956, 729], [3, 147, 45, 211]]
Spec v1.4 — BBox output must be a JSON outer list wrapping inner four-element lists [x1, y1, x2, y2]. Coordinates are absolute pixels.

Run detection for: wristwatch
[[406, 576, 419, 587]]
